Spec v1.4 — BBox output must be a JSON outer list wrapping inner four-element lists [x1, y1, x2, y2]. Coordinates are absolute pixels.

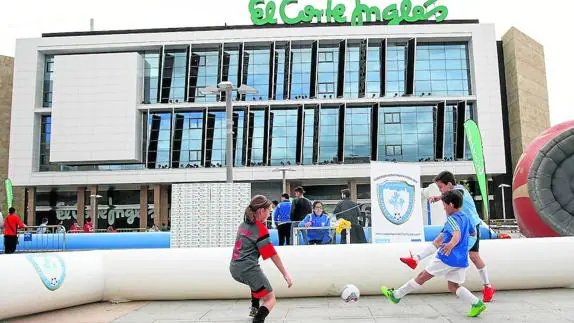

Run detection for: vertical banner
[[370, 162, 425, 243], [464, 120, 490, 222], [5, 178, 13, 210]]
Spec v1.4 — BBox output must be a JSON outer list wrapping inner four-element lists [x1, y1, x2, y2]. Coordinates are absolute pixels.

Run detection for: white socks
[[478, 267, 490, 286], [414, 244, 438, 262], [394, 279, 422, 299], [456, 287, 480, 305]]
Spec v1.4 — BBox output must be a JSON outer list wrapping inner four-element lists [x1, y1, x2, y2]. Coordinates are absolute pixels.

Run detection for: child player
[[230, 195, 293, 323], [400, 171, 495, 302], [381, 190, 487, 318]]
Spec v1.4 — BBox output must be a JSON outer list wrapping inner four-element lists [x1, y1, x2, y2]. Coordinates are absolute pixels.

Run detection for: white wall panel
[[50, 53, 143, 164]]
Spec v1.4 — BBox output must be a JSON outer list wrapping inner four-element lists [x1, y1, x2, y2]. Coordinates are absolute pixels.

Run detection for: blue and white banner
[[370, 162, 425, 243]]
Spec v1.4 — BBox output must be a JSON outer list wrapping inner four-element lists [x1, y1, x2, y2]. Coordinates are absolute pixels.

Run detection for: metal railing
[[0, 225, 67, 254], [292, 226, 351, 245]]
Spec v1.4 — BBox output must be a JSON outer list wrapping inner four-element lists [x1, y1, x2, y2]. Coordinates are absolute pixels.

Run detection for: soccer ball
[[340, 284, 360, 303]]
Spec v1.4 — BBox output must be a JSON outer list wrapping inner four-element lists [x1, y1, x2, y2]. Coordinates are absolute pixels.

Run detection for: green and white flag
[[464, 120, 490, 221], [5, 178, 13, 211]]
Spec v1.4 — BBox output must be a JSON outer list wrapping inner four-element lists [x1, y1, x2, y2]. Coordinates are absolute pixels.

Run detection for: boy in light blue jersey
[[400, 171, 496, 302], [382, 190, 486, 318]]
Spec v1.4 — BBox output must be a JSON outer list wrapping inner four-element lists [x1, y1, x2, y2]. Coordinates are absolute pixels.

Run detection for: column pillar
[[348, 180, 358, 201], [160, 185, 169, 228], [77, 187, 86, 227], [140, 185, 149, 230], [89, 185, 98, 229], [26, 187, 36, 226], [153, 185, 161, 226]]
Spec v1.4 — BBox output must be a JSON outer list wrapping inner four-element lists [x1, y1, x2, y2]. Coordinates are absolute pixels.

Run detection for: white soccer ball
[[340, 284, 360, 303]]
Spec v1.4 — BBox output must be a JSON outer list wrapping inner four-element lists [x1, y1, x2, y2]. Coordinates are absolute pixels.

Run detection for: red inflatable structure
[[513, 120, 574, 238]]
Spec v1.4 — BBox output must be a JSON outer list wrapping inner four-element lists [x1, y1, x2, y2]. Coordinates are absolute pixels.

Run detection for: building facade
[[10, 21, 513, 229], [0, 55, 25, 217]]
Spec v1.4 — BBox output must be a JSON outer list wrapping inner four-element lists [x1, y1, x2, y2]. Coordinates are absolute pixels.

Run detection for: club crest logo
[[26, 254, 66, 291], [377, 181, 415, 225]]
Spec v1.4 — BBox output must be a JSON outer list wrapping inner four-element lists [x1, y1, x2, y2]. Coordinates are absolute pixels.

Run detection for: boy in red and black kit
[[3, 207, 26, 254], [230, 195, 293, 323]]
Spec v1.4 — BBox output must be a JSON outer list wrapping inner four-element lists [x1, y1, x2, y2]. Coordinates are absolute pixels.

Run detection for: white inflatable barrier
[[2, 237, 574, 320]]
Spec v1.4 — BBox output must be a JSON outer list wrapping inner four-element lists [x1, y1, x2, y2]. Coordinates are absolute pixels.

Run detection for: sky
[[0, 0, 570, 125]]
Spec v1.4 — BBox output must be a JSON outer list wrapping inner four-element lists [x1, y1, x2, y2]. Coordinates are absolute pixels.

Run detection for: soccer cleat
[[400, 251, 418, 270], [483, 286, 496, 302], [468, 300, 486, 317], [380, 286, 401, 304], [249, 306, 258, 317]]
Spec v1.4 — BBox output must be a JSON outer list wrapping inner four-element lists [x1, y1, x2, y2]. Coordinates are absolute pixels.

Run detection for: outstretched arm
[[271, 254, 292, 288]]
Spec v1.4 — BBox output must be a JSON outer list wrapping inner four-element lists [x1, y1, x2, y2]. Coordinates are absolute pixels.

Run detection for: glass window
[[317, 44, 339, 98], [344, 106, 371, 164], [147, 112, 172, 169], [189, 47, 219, 103], [39, 115, 58, 171], [303, 107, 316, 165], [444, 105, 456, 161], [386, 43, 407, 97], [143, 52, 160, 104], [377, 106, 435, 162], [290, 44, 313, 99], [465, 104, 474, 160], [233, 108, 247, 167], [274, 43, 288, 100], [269, 108, 298, 166], [221, 44, 240, 102], [319, 107, 339, 164], [344, 43, 361, 99], [172, 111, 204, 168], [43, 56, 54, 108], [205, 110, 227, 167], [243, 45, 271, 101], [415, 43, 471, 96], [248, 108, 267, 166], [161, 49, 187, 103], [366, 41, 382, 98]]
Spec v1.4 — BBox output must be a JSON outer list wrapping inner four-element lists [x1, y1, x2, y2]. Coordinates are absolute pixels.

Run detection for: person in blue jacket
[[298, 201, 331, 245], [273, 193, 293, 246]]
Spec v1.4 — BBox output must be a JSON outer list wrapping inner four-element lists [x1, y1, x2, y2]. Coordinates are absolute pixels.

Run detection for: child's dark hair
[[441, 190, 463, 209], [434, 171, 456, 186], [245, 195, 272, 224]]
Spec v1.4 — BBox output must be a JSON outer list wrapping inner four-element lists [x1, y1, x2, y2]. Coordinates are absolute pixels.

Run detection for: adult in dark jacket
[[290, 186, 312, 223], [333, 189, 367, 244]]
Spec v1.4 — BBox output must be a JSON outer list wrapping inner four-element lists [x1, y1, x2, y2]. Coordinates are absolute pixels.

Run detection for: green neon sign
[[249, 0, 448, 26]]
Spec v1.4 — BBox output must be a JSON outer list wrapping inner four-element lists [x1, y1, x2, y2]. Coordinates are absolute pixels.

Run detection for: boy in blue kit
[[381, 190, 486, 318]]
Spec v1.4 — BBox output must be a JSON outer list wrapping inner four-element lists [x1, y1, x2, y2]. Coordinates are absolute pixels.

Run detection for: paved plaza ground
[[9, 288, 574, 323]]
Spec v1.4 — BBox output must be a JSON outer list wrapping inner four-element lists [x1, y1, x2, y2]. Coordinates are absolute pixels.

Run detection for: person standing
[[230, 195, 292, 323], [273, 194, 292, 246], [290, 186, 312, 224], [333, 189, 367, 244], [3, 208, 26, 254]]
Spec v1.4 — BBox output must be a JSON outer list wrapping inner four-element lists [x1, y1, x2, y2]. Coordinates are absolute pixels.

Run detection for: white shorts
[[425, 258, 467, 284]]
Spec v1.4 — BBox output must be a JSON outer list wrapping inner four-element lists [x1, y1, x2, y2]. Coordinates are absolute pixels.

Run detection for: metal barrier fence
[[292, 226, 351, 245], [0, 225, 67, 254]]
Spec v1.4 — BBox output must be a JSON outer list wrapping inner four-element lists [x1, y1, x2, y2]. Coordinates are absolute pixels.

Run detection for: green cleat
[[380, 286, 401, 304], [468, 300, 487, 317]]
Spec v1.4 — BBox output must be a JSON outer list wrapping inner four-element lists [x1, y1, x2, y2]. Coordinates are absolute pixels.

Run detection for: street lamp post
[[201, 82, 257, 183], [89, 194, 102, 229], [273, 167, 296, 193], [498, 184, 511, 220]]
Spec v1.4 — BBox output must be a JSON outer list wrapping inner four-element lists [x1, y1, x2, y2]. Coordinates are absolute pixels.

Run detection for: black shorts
[[469, 224, 480, 252], [230, 266, 273, 299]]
